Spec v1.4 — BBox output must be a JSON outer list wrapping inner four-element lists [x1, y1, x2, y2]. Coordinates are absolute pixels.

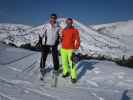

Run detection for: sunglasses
[[50, 16, 57, 19]]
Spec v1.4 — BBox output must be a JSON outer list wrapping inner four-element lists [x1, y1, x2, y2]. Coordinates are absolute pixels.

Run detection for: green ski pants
[[60, 48, 77, 79]]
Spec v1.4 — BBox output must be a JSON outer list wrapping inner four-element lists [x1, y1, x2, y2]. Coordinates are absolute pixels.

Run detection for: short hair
[[67, 18, 73, 21], [67, 18, 73, 22], [50, 13, 57, 18]]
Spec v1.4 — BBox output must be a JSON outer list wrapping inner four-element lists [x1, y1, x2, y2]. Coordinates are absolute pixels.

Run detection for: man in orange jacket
[[61, 18, 80, 83]]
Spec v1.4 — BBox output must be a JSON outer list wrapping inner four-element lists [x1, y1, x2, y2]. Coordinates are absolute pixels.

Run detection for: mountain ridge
[[0, 18, 133, 59]]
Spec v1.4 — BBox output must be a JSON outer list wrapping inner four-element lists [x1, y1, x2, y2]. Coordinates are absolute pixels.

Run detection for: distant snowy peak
[[92, 20, 133, 35], [0, 23, 32, 37], [92, 20, 133, 57], [0, 23, 31, 31]]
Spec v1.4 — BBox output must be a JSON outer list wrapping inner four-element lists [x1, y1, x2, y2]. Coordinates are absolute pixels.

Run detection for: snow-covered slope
[[0, 19, 133, 59], [0, 24, 32, 47], [92, 20, 133, 58], [0, 43, 133, 100]]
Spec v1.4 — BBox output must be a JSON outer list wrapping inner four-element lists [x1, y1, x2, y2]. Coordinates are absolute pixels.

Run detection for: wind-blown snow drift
[[0, 19, 132, 59]]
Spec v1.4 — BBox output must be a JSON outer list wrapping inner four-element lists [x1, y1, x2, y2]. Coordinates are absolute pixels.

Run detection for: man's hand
[[73, 49, 78, 52], [35, 35, 42, 48], [35, 42, 42, 48]]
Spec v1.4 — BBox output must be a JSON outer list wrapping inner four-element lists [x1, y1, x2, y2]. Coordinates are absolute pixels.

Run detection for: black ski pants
[[40, 45, 59, 75]]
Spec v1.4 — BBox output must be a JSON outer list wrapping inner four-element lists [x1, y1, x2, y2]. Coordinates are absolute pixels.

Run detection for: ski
[[51, 70, 58, 87]]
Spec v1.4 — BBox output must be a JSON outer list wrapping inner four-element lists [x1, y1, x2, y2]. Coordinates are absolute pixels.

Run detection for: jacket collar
[[47, 22, 59, 28], [64, 26, 74, 30]]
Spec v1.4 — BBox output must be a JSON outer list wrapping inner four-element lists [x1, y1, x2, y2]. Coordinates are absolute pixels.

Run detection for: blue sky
[[0, 0, 132, 26]]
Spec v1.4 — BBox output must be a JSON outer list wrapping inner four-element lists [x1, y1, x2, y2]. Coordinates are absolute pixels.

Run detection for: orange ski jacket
[[61, 27, 80, 49]]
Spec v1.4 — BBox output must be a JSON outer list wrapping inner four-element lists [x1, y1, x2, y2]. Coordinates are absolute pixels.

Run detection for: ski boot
[[40, 68, 46, 81]]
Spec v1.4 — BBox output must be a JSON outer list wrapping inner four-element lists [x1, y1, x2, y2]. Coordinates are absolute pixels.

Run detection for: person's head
[[66, 18, 73, 28], [50, 13, 57, 25]]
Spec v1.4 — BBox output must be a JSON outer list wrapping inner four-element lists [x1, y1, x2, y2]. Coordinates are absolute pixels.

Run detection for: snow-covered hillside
[[0, 24, 32, 47], [0, 19, 133, 59], [92, 20, 133, 58]]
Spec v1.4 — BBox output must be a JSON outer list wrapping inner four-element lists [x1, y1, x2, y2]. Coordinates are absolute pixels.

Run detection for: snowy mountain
[[92, 20, 133, 58], [0, 24, 32, 47], [0, 19, 133, 59], [0, 20, 133, 100]]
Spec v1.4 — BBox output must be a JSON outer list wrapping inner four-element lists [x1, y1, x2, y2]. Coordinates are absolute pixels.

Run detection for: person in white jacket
[[37, 14, 60, 80]]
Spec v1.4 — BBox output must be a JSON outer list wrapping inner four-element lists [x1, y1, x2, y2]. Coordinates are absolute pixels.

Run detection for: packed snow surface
[[0, 43, 133, 100]]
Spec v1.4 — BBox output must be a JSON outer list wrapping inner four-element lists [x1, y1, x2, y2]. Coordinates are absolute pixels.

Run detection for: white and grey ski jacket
[[39, 23, 60, 46]]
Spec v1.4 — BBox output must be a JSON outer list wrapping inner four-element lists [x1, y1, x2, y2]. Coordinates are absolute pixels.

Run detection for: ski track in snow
[[0, 44, 133, 100]]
